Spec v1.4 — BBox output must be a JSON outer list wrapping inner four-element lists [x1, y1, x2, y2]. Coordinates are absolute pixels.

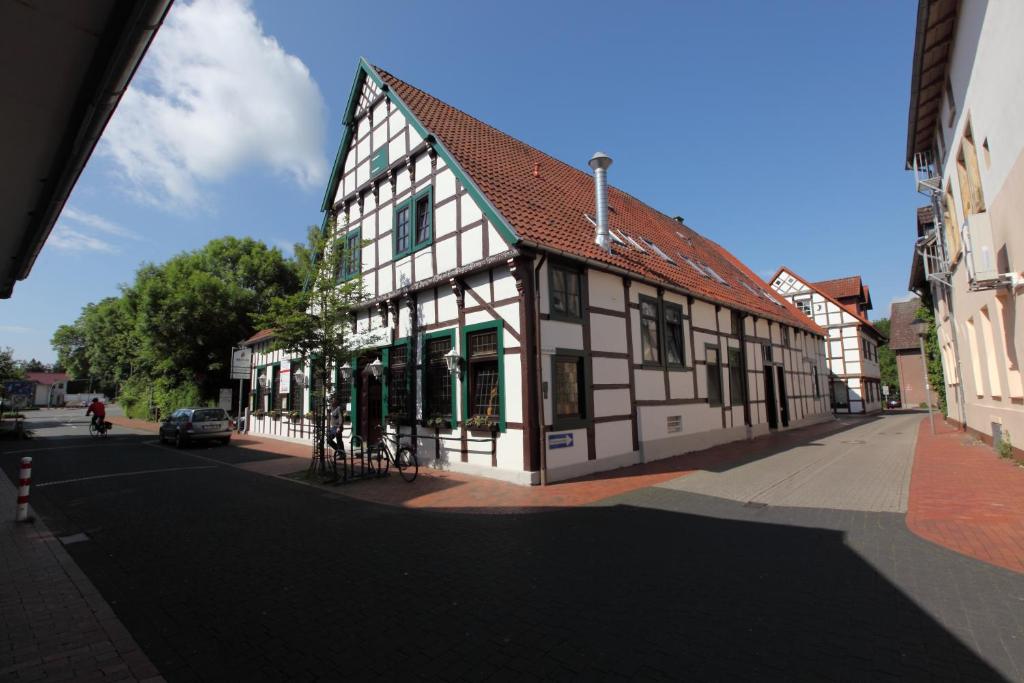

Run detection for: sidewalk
[[0, 463, 162, 681], [907, 417, 1024, 574]]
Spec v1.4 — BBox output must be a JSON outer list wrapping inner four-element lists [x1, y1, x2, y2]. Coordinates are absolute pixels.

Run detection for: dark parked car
[[159, 407, 232, 447]]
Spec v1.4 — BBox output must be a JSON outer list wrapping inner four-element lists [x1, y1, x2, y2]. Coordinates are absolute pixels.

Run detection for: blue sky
[[1, 0, 921, 364]]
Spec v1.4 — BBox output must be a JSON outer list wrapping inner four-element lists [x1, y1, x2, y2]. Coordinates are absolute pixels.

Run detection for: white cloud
[[61, 207, 139, 240], [101, 0, 328, 208], [0, 325, 33, 333], [48, 225, 119, 253]]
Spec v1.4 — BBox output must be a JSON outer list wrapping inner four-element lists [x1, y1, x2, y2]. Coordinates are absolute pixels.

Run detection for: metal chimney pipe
[[589, 152, 613, 252]]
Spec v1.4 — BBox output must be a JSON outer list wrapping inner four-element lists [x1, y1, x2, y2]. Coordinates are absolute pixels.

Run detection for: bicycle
[[369, 427, 418, 482], [89, 419, 111, 438]]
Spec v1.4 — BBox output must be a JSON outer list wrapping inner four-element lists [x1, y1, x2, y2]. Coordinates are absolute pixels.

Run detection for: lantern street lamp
[[257, 374, 267, 388], [444, 347, 461, 378], [369, 357, 383, 380], [339, 361, 352, 382]]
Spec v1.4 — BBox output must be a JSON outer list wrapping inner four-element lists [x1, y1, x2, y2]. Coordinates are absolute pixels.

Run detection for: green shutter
[[370, 146, 388, 177]]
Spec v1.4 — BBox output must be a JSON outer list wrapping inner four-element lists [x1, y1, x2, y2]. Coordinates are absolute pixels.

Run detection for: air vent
[[667, 415, 682, 433]]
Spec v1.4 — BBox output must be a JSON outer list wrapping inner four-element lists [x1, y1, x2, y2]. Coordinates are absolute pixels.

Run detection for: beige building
[[907, 0, 1024, 451]]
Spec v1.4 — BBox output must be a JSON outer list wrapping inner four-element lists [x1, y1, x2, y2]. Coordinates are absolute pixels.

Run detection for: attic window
[[702, 264, 727, 285], [642, 238, 674, 263], [675, 231, 694, 246], [682, 256, 707, 277], [741, 281, 763, 297], [615, 230, 646, 253]]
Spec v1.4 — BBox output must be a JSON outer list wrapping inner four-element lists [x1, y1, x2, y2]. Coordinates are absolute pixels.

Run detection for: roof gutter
[[5, 0, 174, 298]]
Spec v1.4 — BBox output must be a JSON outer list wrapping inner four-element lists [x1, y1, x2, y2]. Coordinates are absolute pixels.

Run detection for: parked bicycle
[[369, 427, 418, 482]]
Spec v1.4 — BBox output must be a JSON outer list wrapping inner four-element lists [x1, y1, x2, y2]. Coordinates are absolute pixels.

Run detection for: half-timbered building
[[245, 59, 832, 484], [769, 269, 884, 414]]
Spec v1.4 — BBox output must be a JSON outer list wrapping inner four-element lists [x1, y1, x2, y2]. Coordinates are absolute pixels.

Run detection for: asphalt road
[[2, 408, 1022, 681]]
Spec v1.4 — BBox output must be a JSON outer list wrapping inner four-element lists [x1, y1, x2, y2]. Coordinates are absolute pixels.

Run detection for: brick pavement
[[907, 416, 1024, 574], [0, 452, 163, 682]]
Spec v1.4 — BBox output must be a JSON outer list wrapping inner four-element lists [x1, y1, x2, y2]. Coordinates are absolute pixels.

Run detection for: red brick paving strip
[[907, 417, 1024, 574], [0, 463, 164, 681]]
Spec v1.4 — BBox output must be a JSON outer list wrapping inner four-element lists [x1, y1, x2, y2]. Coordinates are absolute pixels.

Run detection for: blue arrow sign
[[548, 432, 574, 449]]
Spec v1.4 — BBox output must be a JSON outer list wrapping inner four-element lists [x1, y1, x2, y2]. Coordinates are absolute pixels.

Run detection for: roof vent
[[588, 152, 613, 253]]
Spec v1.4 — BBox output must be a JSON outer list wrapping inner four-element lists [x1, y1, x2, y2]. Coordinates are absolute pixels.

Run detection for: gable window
[[639, 296, 661, 364], [387, 342, 410, 421], [394, 203, 411, 255], [464, 325, 502, 427], [423, 331, 455, 428], [338, 228, 361, 280], [728, 347, 744, 406], [794, 297, 812, 316], [549, 263, 583, 321], [664, 303, 684, 366], [706, 346, 723, 407], [552, 351, 587, 428]]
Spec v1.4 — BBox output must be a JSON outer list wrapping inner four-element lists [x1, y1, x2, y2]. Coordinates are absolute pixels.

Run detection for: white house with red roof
[[245, 59, 833, 484], [769, 269, 885, 414], [23, 371, 68, 407]]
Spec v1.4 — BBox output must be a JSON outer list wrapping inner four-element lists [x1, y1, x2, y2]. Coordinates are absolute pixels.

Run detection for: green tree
[[916, 305, 947, 415], [255, 220, 372, 476], [0, 347, 23, 381], [51, 323, 89, 379], [873, 318, 899, 401]]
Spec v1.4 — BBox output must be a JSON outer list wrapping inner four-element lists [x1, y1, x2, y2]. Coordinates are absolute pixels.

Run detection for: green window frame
[[461, 321, 505, 431], [370, 145, 389, 177], [548, 262, 584, 322], [422, 329, 457, 429], [338, 227, 361, 281], [254, 364, 267, 411], [728, 347, 744, 407], [382, 338, 411, 424], [269, 363, 282, 411], [706, 345, 723, 407], [551, 349, 589, 430], [639, 295, 662, 366], [393, 186, 433, 259], [664, 302, 685, 367]]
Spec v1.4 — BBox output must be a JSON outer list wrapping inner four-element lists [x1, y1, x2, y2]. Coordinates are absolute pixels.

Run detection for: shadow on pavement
[[3, 456, 1003, 681]]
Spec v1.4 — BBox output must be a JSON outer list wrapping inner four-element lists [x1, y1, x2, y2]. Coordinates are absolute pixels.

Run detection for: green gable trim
[[422, 328, 457, 429], [320, 58, 520, 250], [460, 320, 506, 432]]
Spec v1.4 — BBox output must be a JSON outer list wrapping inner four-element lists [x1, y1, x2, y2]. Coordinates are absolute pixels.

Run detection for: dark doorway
[[776, 366, 789, 427], [357, 357, 382, 444], [763, 367, 778, 430]]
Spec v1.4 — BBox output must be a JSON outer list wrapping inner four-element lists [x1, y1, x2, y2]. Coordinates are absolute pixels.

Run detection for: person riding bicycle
[[326, 396, 342, 451], [85, 397, 106, 432]]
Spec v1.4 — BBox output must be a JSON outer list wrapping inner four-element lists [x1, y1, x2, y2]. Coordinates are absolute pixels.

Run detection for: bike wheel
[[394, 447, 418, 482], [371, 443, 390, 477], [88, 422, 98, 438]]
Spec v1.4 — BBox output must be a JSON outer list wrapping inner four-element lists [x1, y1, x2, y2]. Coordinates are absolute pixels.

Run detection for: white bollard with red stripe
[[15, 457, 32, 522]]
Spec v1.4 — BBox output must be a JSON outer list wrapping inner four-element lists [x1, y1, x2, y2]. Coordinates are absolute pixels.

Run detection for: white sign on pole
[[218, 388, 233, 411], [231, 348, 252, 380], [279, 359, 291, 393], [882, 385, 890, 397]]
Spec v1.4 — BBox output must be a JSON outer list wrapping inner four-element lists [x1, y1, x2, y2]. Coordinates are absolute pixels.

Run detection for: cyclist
[[85, 397, 107, 433]]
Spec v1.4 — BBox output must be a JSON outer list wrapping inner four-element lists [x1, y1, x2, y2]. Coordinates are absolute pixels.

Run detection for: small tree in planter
[[255, 217, 375, 479]]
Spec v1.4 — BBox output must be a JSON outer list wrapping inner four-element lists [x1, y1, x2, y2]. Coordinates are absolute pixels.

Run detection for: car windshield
[[192, 409, 228, 422]]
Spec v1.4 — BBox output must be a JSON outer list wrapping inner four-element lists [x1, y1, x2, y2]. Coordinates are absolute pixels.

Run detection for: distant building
[[242, 59, 833, 484], [888, 297, 938, 407], [5, 372, 68, 407], [770, 269, 885, 414], [906, 0, 1024, 449]]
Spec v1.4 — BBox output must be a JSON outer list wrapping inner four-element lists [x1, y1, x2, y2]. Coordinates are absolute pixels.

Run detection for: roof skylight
[[642, 238, 674, 263]]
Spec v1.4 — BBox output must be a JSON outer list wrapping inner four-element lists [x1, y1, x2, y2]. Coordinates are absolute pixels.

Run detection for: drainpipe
[[534, 254, 549, 485]]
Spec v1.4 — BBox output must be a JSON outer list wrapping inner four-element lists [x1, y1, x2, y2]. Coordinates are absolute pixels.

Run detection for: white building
[[245, 59, 833, 484], [907, 0, 1024, 452], [769, 270, 883, 414]]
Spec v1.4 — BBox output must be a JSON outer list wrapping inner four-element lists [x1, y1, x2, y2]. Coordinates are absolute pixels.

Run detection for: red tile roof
[[770, 266, 885, 341], [373, 66, 822, 336], [811, 275, 864, 301], [24, 372, 67, 385], [889, 298, 925, 351], [243, 329, 275, 346]]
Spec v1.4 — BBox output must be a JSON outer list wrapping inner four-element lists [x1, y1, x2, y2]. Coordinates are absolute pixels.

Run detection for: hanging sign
[[279, 359, 291, 393], [230, 348, 252, 379]]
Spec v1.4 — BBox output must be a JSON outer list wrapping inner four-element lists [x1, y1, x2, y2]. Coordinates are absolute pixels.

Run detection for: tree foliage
[[255, 219, 374, 473], [916, 305, 947, 415], [49, 236, 300, 417], [0, 347, 22, 381], [873, 318, 900, 401]]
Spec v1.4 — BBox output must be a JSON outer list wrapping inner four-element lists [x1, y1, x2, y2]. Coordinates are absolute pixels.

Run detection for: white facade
[[771, 270, 882, 414], [908, 0, 1024, 447]]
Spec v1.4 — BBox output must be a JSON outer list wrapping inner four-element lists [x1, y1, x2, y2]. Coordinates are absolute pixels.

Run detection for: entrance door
[[776, 366, 789, 427], [763, 367, 778, 429], [357, 357, 383, 444]]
